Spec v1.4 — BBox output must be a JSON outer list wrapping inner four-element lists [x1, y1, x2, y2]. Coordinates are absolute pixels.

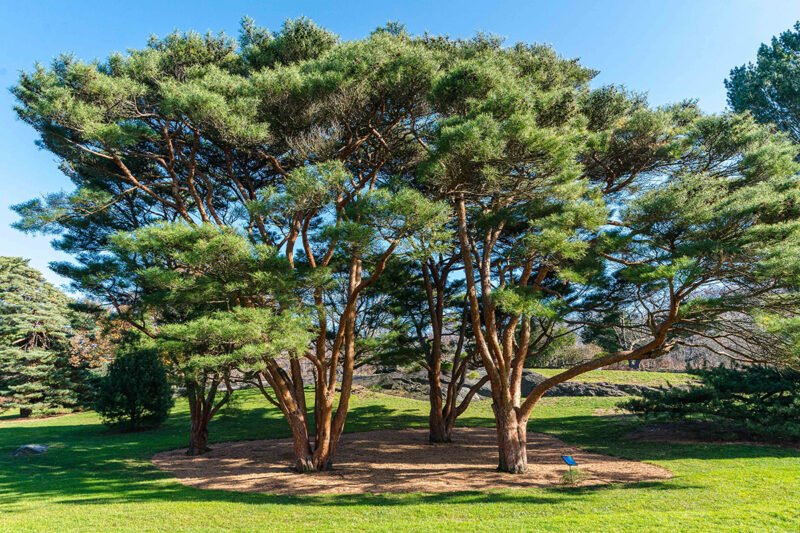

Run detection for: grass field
[[1, 388, 798, 532], [531, 368, 698, 386]]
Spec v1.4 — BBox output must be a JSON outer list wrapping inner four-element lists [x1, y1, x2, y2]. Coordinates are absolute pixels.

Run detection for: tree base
[[185, 446, 211, 456], [497, 462, 529, 474], [428, 431, 453, 444], [294, 457, 333, 473]]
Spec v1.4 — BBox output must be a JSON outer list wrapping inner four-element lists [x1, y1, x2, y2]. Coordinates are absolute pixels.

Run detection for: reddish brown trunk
[[326, 256, 361, 463], [312, 400, 334, 471], [291, 429, 320, 473], [494, 405, 528, 474], [184, 377, 231, 457], [259, 248, 375, 473], [428, 365, 452, 443], [428, 411, 453, 443], [187, 419, 210, 456]]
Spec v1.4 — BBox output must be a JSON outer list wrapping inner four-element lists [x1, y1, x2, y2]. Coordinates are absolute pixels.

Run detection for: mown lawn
[[531, 368, 698, 386], [1, 389, 798, 532]]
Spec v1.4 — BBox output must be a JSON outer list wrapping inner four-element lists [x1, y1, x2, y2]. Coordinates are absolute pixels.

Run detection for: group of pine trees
[[6, 17, 800, 473]]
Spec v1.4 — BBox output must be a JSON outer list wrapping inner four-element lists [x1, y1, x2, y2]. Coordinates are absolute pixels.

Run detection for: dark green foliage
[[94, 347, 174, 430], [621, 366, 800, 442], [0, 348, 85, 415], [726, 21, 800, 147], [0, 257, 89, 416]]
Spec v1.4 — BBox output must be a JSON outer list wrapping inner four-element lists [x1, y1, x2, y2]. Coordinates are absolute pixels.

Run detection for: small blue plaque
[[561, 455, 578, 466]]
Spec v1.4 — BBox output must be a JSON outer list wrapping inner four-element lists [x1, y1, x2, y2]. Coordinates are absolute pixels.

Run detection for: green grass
[[1, 390, 798, 532], [531, 368, 698, 386]]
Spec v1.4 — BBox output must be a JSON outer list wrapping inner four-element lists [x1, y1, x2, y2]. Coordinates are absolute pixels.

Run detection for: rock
[[12, 444, 49, 456], [518, 369, 686, 397], [353, 368, 686, 402]]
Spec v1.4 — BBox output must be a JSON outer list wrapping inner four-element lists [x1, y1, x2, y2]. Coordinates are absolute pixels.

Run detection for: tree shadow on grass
[[526, 413, 800, 462], [0, 402, 754, 511]]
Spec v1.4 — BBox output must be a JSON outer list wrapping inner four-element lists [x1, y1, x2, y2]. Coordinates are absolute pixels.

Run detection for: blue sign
[[561, 455, 578, 466]]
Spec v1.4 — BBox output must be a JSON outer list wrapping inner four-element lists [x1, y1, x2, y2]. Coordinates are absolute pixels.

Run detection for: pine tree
[[11, 20, 448, 470], [621, 366, 800, 442], [0, 257, 87, 417], [110, 223, 313, 455], [726, 21, 800, 147]]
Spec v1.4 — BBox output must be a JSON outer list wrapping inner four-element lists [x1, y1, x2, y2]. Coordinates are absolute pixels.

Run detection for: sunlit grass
[[0, 388, 797, 532]]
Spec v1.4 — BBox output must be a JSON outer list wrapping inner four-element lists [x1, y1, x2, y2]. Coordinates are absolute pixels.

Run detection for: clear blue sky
[[2, 0, 800, 289]]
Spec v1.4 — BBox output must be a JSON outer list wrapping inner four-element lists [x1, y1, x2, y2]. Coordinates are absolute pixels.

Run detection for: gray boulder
[[353, 371, 492, 402], [352, 368, 682, 401], [12, 444, 49, 456], [519, 369, 679, 397]]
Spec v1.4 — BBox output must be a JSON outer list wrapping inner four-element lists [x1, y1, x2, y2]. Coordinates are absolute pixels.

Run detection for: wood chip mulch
[[152, 427, 672, 495]]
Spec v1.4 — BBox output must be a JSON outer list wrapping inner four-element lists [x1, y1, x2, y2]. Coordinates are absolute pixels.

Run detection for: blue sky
[[2, 0, 800, 289]]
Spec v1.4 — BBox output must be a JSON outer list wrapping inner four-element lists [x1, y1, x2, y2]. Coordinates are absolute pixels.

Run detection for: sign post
[[561, 455, 578, 482]]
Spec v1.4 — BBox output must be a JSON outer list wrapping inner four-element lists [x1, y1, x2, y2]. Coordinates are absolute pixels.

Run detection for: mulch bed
[[152, 427, 672, 495]]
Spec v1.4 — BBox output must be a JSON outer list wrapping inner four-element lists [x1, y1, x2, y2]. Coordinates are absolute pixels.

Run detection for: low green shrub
[[93, 348, 174, 430], [620, 365, 800, 442]]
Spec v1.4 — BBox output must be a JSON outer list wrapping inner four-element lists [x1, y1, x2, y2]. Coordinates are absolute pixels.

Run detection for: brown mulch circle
[[152, 427, 672, 495]]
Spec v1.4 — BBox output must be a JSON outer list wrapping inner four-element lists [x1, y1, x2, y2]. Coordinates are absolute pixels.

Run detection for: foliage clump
[[621, 365, 800, 442], [726, 21, 800, 147], [94, 347, 174, 430], [0, 257, 89, 417]]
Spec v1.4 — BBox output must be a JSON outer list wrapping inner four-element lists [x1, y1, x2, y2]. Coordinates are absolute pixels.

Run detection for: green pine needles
[[94, 347, 174, 430], [0, 257, 88, 417], [10, 16, 800, 472], [622, 365, 800, 443]]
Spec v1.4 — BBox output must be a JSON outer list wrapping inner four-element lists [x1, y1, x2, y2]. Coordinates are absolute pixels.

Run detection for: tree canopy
[[727, 21, 800, 147], [11, 16, 800, 474]]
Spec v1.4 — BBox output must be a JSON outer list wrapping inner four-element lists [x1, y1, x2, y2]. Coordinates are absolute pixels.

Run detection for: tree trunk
[[291, 430, 320, 473], [19, 407, 32, 418], [494, 405, 528, 474], [325, 255, 362, 467], [311, 400, 334, 472], [184, 376, 231, 456], [428, 364, 452, 443], [428, 408, 452, 443], [187, 419, 210, 456]]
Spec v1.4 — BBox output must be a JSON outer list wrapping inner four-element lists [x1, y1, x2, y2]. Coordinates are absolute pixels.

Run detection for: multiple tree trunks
[[187, 424, 210, 457], [427, 368, 452, 443], [185, 377, 230, 456], [420, 257, 489, 444], [252, 255, 366, 472], [426, 363, 489, 444], [15, 21, 800, 479]]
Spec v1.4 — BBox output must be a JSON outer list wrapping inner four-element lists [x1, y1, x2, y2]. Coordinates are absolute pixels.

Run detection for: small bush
[[620, 365, 800, 442], [94, 348, 174, 430]]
